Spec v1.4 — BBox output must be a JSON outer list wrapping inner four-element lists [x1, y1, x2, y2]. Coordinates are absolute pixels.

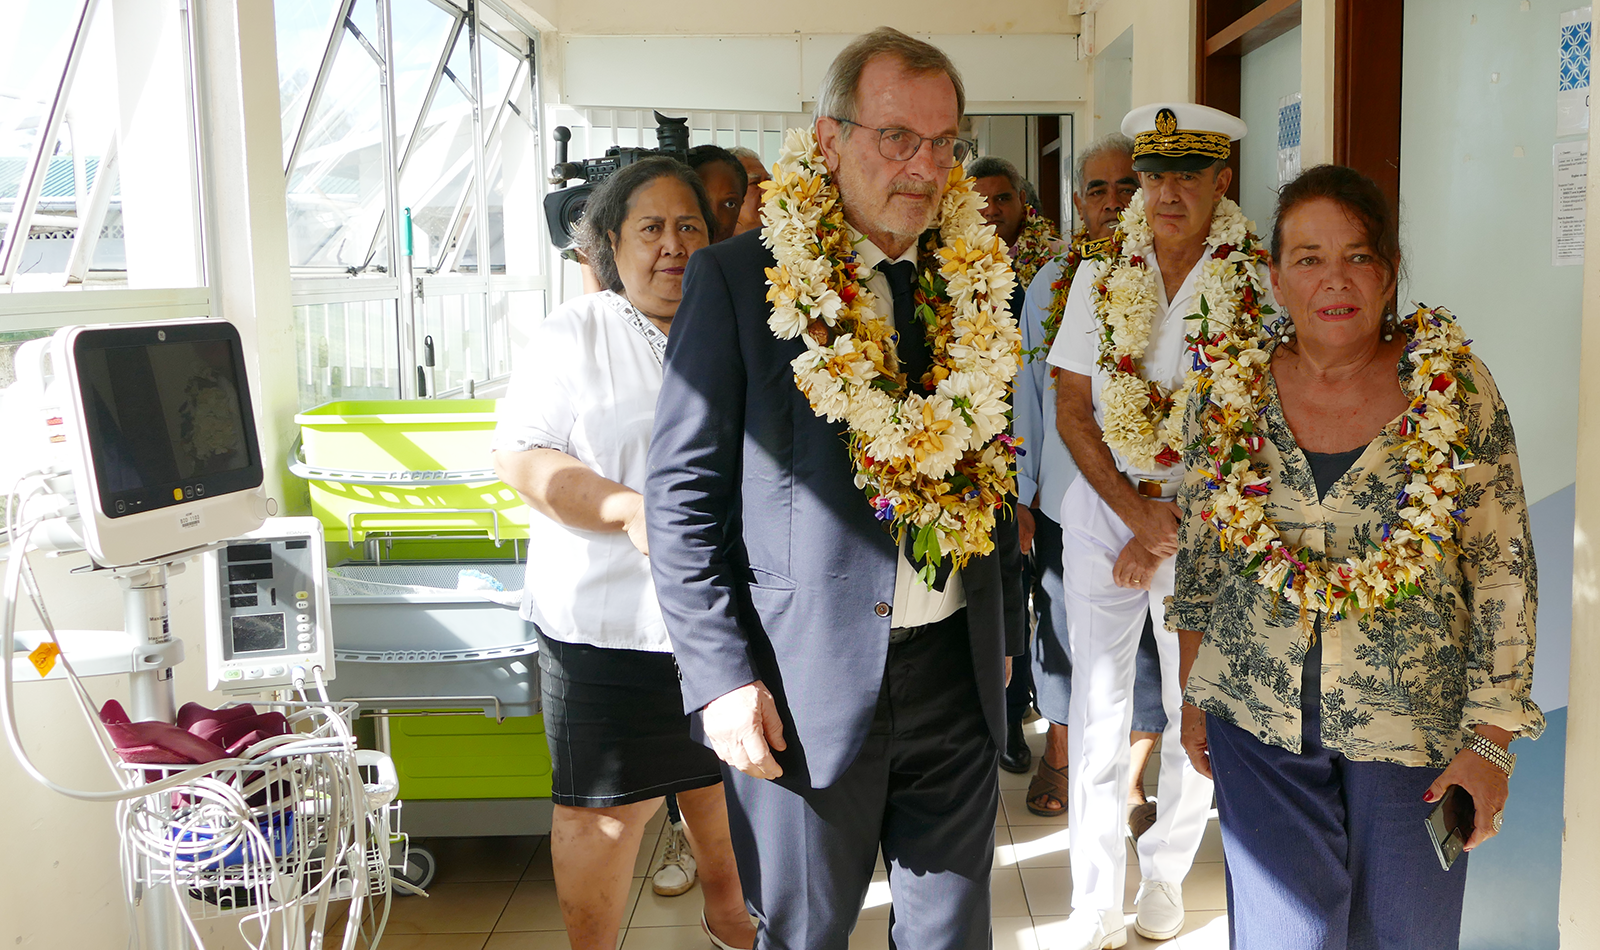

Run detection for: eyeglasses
[[829, 117, 977, 168]]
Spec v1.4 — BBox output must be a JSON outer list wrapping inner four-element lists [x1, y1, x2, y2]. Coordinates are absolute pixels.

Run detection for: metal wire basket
[[115, 701, 406, 944]]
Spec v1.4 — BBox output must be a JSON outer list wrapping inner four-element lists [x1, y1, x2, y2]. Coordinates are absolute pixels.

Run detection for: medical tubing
[[0, 516, 256, 801]]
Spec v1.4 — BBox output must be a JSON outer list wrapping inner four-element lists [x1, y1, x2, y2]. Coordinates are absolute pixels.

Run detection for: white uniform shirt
[[1045, 253, 1203, 483], [492, 290, 671, 652], [848, 228, 967, 628], [1013, 257, 1082, 519]]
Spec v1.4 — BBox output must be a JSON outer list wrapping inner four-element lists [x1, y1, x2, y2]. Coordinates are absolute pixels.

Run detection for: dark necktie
[[877, 259, 931, 392], [876, 259, 951, 592]]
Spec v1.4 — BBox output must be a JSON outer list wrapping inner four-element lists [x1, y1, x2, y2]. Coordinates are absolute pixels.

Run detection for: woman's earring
[[1381, 310, 1396, 342], [1278, 320, 1295, 345]]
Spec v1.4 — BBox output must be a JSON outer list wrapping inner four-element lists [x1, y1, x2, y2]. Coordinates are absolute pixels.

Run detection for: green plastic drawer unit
[[387, 713, 553, 800], [293, 400, 531, 543]]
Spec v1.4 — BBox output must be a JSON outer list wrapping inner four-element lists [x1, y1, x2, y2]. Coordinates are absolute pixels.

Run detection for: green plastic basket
[[387, 713, 553, 800], [293, 400, 531, 543]]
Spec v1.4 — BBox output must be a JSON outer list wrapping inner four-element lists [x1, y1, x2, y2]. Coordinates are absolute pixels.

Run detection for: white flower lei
[[1089, 190, 1269, 469], [760, 128, 1022, 574], [1193, 305, 1476, 620]]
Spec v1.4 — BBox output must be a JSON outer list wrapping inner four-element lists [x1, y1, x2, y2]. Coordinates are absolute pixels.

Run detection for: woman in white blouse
[[492, 158, 755, 950]]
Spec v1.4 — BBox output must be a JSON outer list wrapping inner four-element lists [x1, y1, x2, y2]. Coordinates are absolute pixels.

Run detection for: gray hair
[[1072, 132, 1134, 197], [813, 28, 966, 131], [727, 146, 763, 165], [966, 156, 1025, 195]]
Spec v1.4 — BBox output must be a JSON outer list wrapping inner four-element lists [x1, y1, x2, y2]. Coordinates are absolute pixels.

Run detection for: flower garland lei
[[1026, 229, 1108, 369], [760, 128, 1023, 577], [1192, 304, 1476, 621], [1008, 206, 1060, 293], [1090, 190, 1271, 469]]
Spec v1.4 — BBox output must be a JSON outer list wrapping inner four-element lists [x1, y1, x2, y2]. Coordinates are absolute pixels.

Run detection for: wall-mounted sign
[[1277, 92, 1302, 185], [1553, 141, 1587, 266]]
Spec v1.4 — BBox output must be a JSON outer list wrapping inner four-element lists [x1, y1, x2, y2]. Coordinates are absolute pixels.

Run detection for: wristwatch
[[1465, 733, 1515, 776]]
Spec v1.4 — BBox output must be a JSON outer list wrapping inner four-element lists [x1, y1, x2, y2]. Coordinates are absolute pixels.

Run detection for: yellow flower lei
[[1090, 190, 1270, 468], [1193, 305, 1476, 620], [759, 128, 1023, 578]]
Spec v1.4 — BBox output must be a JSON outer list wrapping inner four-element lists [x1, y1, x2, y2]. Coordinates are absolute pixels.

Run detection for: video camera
[[543, 111, 691, 249]]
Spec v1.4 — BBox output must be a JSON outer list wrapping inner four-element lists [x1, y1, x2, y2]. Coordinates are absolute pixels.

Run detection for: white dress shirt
[[1013, 256, 1082, 520], [492, 290, 671, 652], [848, 228, 967, 628]]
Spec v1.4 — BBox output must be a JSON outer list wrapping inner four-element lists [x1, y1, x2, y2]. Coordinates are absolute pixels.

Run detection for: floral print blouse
[[1167, 340, 1545, 768]]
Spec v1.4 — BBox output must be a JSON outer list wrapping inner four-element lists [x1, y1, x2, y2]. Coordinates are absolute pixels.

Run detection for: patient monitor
[[202, 517, 334, 694], [0, 319, 266, 566]]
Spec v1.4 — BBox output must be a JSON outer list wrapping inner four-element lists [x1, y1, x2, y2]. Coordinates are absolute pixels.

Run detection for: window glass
[[275, 0, 342, 167], [295, 299, 400, 407], [2, 0, 191, 289], [284, 17, 387, 273], [391, 0, 457, 159]]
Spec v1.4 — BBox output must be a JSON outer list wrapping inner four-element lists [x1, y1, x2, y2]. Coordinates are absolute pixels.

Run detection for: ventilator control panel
[[204, 517, 334, 693]]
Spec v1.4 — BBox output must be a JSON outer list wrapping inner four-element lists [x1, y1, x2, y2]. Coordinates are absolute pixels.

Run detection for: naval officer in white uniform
[[1045, 102, 1270, 950]]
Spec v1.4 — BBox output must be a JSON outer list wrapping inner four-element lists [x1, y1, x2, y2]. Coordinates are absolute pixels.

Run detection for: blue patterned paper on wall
[[1558, 7, 1592, 137], [1277, 92, 1302, 185]]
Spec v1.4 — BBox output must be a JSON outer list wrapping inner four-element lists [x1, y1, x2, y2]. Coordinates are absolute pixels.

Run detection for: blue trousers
[[1206, 639, 1470, 949], [1029, 509, 1166, 733]]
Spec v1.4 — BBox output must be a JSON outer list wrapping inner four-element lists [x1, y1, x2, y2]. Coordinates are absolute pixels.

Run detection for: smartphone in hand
[[1425, 784, 1475, 871]]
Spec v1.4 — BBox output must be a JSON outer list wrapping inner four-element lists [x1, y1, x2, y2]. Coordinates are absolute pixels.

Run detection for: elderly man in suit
[[646, 26, 1025, 950]]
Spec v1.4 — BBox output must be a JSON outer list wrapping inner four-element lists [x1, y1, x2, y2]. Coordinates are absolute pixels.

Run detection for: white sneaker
[[1051, 909, 1127, 950], [1133, 879, 1185, 940], [651, 821, 697, 896]]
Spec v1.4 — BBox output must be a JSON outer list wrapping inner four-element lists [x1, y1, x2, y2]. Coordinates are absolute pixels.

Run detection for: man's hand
[[1126, 499, 1180, 558], [702, 681, 787, 780], [1112, 537, 1164, 590], [1017, 505, 1037, 556], [1005, 655, 1014, 687]]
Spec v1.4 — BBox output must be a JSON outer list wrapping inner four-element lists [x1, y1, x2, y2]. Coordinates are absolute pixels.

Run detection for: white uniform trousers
[[1059, 475, 1214, 916]]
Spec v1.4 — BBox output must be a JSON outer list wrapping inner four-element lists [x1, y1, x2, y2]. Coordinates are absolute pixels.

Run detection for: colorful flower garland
[[1090, 190, 1271, 469], [1192, 305, 1476, 620], [1025, 229, 1111, 370], [1008, 206, 1060, 293], [760, 128, 1023, 579]]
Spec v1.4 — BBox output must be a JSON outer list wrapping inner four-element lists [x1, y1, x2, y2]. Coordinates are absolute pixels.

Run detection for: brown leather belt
[[1136, 478, 1173, 499]]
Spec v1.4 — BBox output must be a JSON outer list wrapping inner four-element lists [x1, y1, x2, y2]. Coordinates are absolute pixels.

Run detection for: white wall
[[1399, 0, 1582, 507], [1237, 26, 1302, 233], [1093, 25, 1134, 140]]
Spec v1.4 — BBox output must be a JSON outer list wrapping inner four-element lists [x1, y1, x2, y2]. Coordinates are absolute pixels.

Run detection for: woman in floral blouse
[[1169, 164, 1543, 949]]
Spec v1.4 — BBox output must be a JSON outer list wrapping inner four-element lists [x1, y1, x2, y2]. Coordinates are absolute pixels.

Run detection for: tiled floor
[[327, 721, 1230, 949]]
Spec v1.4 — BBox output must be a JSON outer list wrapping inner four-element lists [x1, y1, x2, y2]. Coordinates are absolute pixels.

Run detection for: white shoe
[[1133, 879, 1185, 940], [1052, 909, 1127, 950], [651, 821, 697, 896]]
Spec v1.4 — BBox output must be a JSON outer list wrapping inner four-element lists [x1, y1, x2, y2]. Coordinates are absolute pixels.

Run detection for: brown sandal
[[1025, 760, 1070, 817]]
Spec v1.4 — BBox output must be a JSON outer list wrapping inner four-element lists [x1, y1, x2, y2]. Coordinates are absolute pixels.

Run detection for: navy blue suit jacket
[[646, 229, 1026, 790]]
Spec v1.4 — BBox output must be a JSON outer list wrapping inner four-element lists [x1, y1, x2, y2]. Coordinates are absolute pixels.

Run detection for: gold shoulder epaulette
[[1080, 237, 1114, 257]]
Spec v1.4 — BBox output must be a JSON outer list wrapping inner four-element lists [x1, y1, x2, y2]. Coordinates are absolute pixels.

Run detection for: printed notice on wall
[[1554, 141, 1588, 266], [1559, 7, 1592, 137]]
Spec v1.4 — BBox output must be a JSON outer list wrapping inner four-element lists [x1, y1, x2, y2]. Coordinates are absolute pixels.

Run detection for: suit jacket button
[[874, 602, 890, 618]]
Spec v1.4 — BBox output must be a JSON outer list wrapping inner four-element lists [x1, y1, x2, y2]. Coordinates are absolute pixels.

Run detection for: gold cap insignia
[[1155, 108, 1177, 136]]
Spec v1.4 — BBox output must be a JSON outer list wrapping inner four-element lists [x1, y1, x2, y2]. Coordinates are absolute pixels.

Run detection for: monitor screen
[[231, 613, 286, 655], [73, 322, 263, 519]]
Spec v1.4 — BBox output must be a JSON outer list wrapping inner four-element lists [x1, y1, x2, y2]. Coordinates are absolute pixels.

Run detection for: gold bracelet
[[1465, 733, 1515, 776]]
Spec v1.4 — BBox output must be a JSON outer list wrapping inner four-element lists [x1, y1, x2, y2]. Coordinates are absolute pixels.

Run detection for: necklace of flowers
[[1192, 304, 1476, 621], [759, 127, 1023, 580], [1090, 190, 1270, 469], [1008, 206, 1060, 294], [1024, 228, 1095, 369]]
